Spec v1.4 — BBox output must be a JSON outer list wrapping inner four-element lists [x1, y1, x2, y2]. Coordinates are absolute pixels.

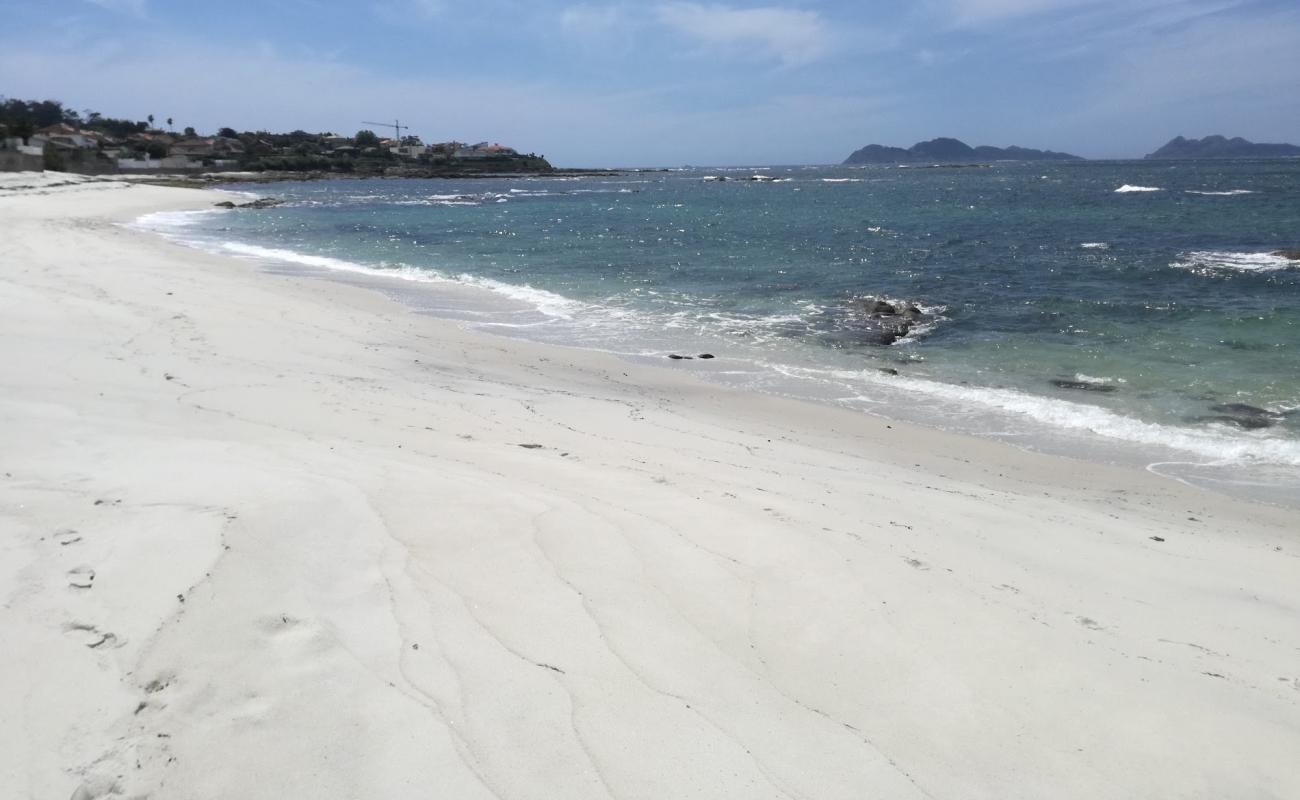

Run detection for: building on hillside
[[454, 142, 518, 159], [389, 144, 430, 158]]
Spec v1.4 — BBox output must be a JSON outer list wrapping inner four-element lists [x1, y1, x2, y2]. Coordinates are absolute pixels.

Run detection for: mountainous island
[[1144, 135, 1300, 159], [844, 137, 1082, 165]]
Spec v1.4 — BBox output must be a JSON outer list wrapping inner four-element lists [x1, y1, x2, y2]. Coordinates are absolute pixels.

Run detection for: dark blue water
[[137, 160, 1300, 498]]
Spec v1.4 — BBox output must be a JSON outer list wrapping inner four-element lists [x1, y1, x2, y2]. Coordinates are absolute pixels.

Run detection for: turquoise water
[[138, 160, 1300, 499]]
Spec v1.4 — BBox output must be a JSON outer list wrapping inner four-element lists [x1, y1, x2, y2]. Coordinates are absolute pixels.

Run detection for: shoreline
[[143, 176, 1300, 509], [3, 174, 1299, 798]]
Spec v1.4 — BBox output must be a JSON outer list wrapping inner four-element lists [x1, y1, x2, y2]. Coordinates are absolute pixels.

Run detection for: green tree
[[355, 129, 379, 147], [218, 127, 238, 138], [12, 118, 35, 144], [183, 126, 196, 137]]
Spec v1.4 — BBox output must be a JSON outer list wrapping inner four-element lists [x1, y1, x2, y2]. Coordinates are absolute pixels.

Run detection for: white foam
[[1171, 250, 1297, 273], [214, 242, 582, 318], [770, 364, 1300, 467], [451, 274, 583, 319], [131, 209, 225, 231], [1080, 242, 1109, 249], [1115, 185, 1162, 193], [1074, 373, 1125, 385], [1185, 189, 1254, 196], [822, 178, 864, 183]]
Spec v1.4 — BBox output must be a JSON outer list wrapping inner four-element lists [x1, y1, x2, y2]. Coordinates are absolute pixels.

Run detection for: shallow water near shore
[[134, 160, 1300, 504]]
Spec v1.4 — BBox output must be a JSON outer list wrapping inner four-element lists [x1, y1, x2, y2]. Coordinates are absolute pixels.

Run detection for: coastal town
[[0, 97, 552, 176]]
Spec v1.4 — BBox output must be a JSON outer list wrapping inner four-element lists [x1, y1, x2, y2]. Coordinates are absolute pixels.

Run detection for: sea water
[[135, 159, 1300, 503]]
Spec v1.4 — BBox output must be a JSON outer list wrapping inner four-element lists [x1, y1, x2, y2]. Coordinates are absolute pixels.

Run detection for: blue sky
[[1, 0, 1297, 165]]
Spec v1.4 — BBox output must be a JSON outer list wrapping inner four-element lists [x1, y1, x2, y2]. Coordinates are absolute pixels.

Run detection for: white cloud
[[1052, 7, 1300, 155], [653, 3, 831, 66], [84, 0, 147, 16], [560, 4, 628, 36], [0, 31, 895, 166], [941, 0, 1100, 26], [374, 0, 443, 23], [940, 0, 1244, 29]]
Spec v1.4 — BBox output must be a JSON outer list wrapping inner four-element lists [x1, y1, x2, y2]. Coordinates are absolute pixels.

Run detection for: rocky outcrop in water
[[214, 197, 284, 209], [846, 296, 931, 346], [1051, 379, 1117, 393], [1187, 403, 1295, 430], [844, 137, 1082, 165], [1145, 135, 1300, 160]]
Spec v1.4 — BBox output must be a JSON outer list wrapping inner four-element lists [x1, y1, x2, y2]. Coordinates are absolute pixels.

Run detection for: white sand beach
[[2, 174, 1299, 799]]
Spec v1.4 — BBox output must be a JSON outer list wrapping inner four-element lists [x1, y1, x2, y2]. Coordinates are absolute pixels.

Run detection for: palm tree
[[147, 114, 155, 130], [166, 117, 173, 131]]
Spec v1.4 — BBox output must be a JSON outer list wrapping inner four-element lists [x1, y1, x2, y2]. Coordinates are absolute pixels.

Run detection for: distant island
[[1144, 135, 1300, 159], [844, 137, 1082, 165], [0, 96, 555, 178]]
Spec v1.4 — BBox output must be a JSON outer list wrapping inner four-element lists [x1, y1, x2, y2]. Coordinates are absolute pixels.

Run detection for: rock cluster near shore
[[213, 198, 283, 209], [849, 296, 931, 345]]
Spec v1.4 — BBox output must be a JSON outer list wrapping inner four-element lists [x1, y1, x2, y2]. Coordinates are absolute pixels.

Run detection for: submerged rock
[[1273, 249, 1300, 261], [1209, 402, 1280, 419], [1050, 379, 1118, 393], [1196, 403, 1288, 430], [215, 198, 283, 209], [1191, 415, 1274, 430], [239, 197, 284, 209]]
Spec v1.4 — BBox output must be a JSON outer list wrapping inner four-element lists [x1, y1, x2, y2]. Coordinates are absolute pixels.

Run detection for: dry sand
[[2, 173, 1298, 799]]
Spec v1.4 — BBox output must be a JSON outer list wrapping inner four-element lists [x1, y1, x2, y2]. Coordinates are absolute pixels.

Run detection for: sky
[[1, 0, 1297, 166]]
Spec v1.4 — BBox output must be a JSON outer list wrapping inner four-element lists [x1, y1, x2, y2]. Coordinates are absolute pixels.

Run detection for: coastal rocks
[[1193, 414, 1273, 430], [1050, 379, 1117, 393], [213, 198, 284, 209], [1188, 403, 1292, 430], [846, 296, 930, 346], [1273, 250, 1300, 261], [1194, 403, 1289, 430], [667, 353, 716, 361]]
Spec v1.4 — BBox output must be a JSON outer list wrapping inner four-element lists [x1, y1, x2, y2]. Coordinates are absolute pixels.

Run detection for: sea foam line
[[1171, 250, 1297, 273], [769, 363, 1300, 467]]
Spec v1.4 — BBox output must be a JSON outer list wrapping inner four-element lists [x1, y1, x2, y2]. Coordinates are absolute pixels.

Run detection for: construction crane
[[361, 119, 408, 141]]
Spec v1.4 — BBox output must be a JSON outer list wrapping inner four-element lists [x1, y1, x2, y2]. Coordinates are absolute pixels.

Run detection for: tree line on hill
[[0, 97, 550, 175]]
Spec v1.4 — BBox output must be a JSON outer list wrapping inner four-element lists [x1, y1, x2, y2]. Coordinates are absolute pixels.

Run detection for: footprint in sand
[[65, 622, 124, 649], [69, 777, 122, 800], [55, 529, 82, 546], [68, 566, 95, 589]]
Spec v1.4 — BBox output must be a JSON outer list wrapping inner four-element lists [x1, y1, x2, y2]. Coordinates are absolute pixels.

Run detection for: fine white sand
[[2, 174, 1298, 800]]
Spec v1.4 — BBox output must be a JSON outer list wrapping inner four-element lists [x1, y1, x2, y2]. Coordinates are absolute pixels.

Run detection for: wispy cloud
[[83, 0, 147, 17], [560, 3, 628, 36], [374, 0, 443, 23], [653, 3, 831, 66]]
